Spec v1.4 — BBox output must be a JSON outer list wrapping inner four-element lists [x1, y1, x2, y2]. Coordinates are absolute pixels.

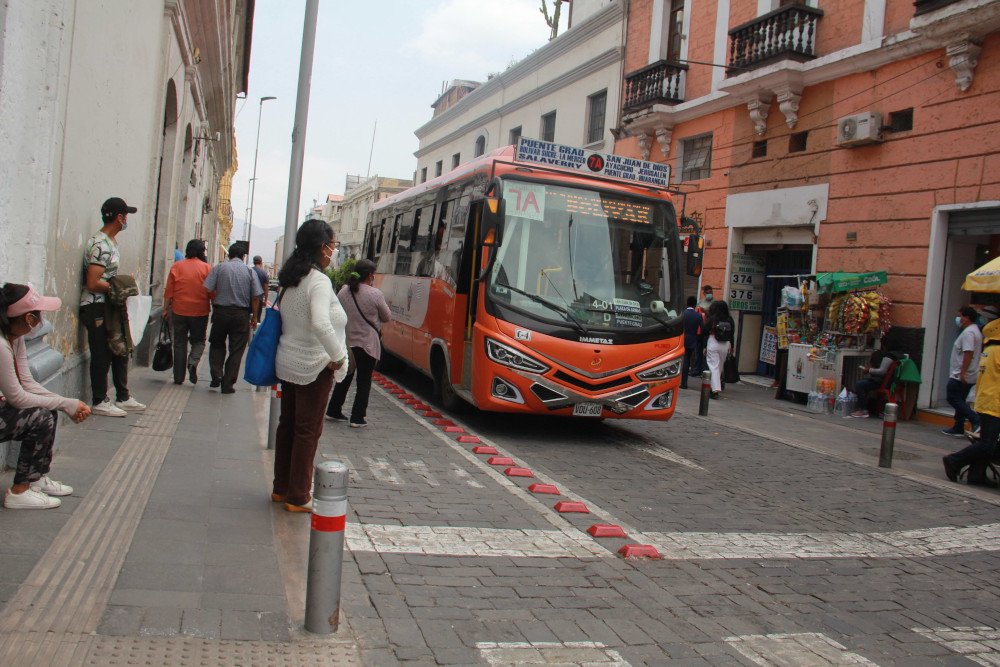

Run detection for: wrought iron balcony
[[727, 4, 823, 76], [913, 0, 963, 15], [622, 60, 688, 112]]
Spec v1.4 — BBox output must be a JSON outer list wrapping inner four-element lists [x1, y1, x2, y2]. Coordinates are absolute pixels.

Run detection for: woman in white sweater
[[1, 283, 91, 509], [272, 220, 349, 512]]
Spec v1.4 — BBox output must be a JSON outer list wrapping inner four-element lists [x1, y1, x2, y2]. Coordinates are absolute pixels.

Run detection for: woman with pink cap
[[0, 283, 91, 509]]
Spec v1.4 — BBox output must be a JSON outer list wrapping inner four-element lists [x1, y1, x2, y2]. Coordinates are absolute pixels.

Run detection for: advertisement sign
[[729, 253, 764, 313], [515, 137, 670, 187], [759, 326, 778, 365]]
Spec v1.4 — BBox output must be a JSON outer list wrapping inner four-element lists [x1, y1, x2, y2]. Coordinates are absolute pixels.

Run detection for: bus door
[[461, 201, 483, 390]]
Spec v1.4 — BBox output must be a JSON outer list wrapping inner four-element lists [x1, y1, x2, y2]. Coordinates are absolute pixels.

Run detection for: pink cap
[[7, 285, 62, 318]]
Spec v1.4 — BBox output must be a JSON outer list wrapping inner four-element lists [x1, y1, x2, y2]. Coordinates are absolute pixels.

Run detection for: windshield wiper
[[494, 280, 590, 335]]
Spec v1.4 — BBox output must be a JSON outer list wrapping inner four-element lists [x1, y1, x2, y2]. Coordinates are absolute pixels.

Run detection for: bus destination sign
[[515, 138, 670, 187]]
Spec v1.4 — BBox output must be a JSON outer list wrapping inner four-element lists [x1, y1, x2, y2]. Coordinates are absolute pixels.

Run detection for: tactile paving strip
[[85, 635, 360, 666]]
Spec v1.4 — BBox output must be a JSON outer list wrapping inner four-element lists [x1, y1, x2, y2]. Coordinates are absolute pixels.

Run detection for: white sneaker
[[30, 476, 73, 497], [92, 399, 127, 417], [4, 488, 61, 509], [115, 397, 146, 412]]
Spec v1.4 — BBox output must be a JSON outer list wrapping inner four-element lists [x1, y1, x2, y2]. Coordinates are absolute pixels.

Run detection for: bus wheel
[[433, 357, 465, 413]]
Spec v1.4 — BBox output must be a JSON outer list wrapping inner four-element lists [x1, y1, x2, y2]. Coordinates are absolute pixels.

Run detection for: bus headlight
[[485, 338, 550, 374], [637, 359, 682, 381]]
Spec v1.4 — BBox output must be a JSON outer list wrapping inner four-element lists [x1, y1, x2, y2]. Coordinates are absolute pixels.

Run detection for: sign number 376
[[730, 289, 754, 301]]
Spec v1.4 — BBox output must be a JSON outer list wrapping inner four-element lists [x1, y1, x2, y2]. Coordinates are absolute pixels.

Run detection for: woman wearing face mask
[[0, 283, 91, 509], [271, 220, 349, 513]]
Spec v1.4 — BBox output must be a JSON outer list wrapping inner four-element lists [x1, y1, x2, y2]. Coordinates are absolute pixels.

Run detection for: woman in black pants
[[326, 260, 392, 427]]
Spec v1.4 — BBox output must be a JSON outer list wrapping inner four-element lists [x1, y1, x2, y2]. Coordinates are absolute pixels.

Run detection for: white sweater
[[275, 268, 349, 385]]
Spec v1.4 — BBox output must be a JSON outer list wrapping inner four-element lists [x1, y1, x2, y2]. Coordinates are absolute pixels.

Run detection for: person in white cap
[[0, 283, 91, 509]]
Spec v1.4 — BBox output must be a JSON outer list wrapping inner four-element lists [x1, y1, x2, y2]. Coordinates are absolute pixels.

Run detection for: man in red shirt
[[163, 239, 212, 385]]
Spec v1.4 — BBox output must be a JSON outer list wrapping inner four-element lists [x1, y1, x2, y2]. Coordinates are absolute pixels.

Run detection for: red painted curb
[[504, 467, 533, 478], [471, 445, 498, 454], [554, 501, 589, 513], [587, 524, 627, 538], [486, 456, 515, 466], [618, 544, 661, 559], [528, 483, 560, 495], [456, 435, 482, 444]]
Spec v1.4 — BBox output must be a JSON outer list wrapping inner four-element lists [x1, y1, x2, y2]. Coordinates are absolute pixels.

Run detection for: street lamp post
[[246, 95, 277, 260]]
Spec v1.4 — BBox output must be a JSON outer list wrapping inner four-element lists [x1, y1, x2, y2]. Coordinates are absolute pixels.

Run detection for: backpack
[[714, 319, 734, 343]]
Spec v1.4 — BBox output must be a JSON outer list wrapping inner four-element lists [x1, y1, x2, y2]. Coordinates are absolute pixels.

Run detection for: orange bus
[[361, 140, 700, 420]]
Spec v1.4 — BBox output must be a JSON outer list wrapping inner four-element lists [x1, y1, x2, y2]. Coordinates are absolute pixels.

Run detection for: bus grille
[[553, 371, 632, 392]]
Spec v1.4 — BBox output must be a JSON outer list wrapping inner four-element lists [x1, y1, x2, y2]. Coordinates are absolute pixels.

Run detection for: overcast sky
[[232, 0, 569, 250]]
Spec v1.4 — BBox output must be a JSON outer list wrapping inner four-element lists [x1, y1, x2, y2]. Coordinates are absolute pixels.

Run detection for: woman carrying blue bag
[[270, 220, 349, 513]]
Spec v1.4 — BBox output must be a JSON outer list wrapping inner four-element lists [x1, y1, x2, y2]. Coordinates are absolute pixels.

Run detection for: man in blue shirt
[[681, 296, 703, 389], [203, 242, 263, 394]]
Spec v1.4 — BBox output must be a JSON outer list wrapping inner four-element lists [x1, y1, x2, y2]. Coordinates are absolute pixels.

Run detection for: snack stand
[[778, 271, 892, 401]]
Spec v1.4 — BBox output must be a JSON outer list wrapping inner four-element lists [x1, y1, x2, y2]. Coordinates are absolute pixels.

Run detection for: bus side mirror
[[685, 234, 703, 277]]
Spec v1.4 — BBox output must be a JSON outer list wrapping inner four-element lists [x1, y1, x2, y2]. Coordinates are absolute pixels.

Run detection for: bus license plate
[[572, 402, 603, 417]]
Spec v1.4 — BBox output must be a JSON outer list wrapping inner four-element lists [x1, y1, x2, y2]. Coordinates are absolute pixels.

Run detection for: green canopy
[[816, 271, 888, 293]]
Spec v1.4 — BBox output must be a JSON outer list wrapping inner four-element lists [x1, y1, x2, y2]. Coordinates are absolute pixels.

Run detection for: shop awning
[[815, 271, 888, 293], [963, 256, 1000, 293]]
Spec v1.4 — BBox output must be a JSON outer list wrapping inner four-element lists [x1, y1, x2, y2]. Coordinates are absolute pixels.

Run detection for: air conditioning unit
[[837, 112, 883, 147]]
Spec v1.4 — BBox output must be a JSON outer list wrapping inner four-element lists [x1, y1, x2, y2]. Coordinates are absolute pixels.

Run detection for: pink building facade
[[614, 0, 1000, 410]]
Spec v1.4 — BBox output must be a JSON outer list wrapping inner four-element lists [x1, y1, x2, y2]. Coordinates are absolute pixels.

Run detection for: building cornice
[[415, 0, 625, 139], [415, 46, 623, 159]]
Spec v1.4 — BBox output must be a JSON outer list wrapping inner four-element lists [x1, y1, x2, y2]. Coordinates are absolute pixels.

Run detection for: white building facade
[[0, 0, 252, 407], [337, 176, 414, 261], [413, 0, 625, 181]]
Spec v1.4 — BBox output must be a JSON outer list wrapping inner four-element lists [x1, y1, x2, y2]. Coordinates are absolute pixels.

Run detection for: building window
[[541, 111, 556, 142], [668, 0, 685, 61], [752, 139, 767, 159], [509, 126, 522, 146], [681, 134, 712, 181], [435, 160, 443, 177], [586, 91, 607, 144], [420, 167, 427, 183], [452, 152, 460, 169], [789, 131, 808, 153], [889, 108, 913, 132], [474, 135, 486, 158]]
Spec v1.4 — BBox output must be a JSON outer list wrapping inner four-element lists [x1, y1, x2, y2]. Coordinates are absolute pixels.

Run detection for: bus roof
[[372, 145, 676, 215]]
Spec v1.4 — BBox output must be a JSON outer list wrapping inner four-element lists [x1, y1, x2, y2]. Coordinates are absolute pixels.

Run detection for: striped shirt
[[204, 258, 263, 309]]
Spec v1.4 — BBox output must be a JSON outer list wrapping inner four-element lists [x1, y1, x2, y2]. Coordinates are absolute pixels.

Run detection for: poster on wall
[[759, 326, 778, 365], [729, 253, 765, 312]]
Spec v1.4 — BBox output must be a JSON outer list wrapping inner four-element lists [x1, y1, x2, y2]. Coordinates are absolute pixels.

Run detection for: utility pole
[[246, 95, 276, 262]]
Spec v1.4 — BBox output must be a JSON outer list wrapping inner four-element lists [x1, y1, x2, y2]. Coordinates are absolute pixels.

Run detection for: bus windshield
[[488, 180, 682, 332]]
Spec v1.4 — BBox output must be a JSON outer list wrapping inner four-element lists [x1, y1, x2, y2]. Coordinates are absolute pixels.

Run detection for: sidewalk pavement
[[0, 364, 995, 666]]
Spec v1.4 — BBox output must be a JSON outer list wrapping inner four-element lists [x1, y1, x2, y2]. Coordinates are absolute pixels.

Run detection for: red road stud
[[471, 445, 497, 454], [554, 501, 589, 513], [456, 435, 482, 444], [443, 426, 465, 434], [433, 419, 455, 427], [504, 467, 533, 478], [422, 410, 443, 418], [587, 524, 627, 538], [412, 403, 431, 411], [487, 456, 515, 466], [528, 483, 560, 495], [618, 544, 661, 559]]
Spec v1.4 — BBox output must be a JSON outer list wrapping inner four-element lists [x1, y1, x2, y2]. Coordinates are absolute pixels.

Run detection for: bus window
[[434, 200, 452, 252], [376, 218, 386, 253], [394, 210, 414, 275], [389, 214, 401, 252]]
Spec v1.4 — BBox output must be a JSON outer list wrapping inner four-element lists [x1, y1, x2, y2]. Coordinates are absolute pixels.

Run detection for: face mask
[[705, 294, 714, 302], [28, 313, 44, 334], [956, 316, 963, 328], [120, 220, 128, 231]]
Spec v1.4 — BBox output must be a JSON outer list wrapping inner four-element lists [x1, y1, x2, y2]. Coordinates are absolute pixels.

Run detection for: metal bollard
[[698, 370, 711, 416], [304, 460, 349, 634], [878, 403, 898, 468], [266, 384, 281, 450]]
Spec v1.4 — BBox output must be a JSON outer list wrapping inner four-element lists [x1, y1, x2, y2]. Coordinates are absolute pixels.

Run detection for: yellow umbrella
[[963, 255, 1000, 292]]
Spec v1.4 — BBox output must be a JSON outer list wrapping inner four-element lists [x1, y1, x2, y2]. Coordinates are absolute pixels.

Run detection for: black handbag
[[723, 351, 741, 384], [151, 316, 173, 371]]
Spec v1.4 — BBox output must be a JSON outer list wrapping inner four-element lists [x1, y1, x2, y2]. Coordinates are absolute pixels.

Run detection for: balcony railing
[[913, 0, 963, 15], [727, 4, 823, 76], [622, 60, 688, 112]]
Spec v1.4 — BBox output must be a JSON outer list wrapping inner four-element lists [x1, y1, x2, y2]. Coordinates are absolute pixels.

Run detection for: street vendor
[[851, 351, 896, 418]]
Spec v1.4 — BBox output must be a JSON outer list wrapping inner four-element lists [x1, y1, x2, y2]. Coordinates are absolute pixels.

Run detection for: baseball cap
[[101, 197, 138, 219], [984, 319, 1000, 343], [7, 285, 62, 317]]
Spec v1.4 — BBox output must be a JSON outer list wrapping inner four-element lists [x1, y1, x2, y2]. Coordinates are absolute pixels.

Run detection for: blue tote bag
[[244, 290, 283, 386]]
